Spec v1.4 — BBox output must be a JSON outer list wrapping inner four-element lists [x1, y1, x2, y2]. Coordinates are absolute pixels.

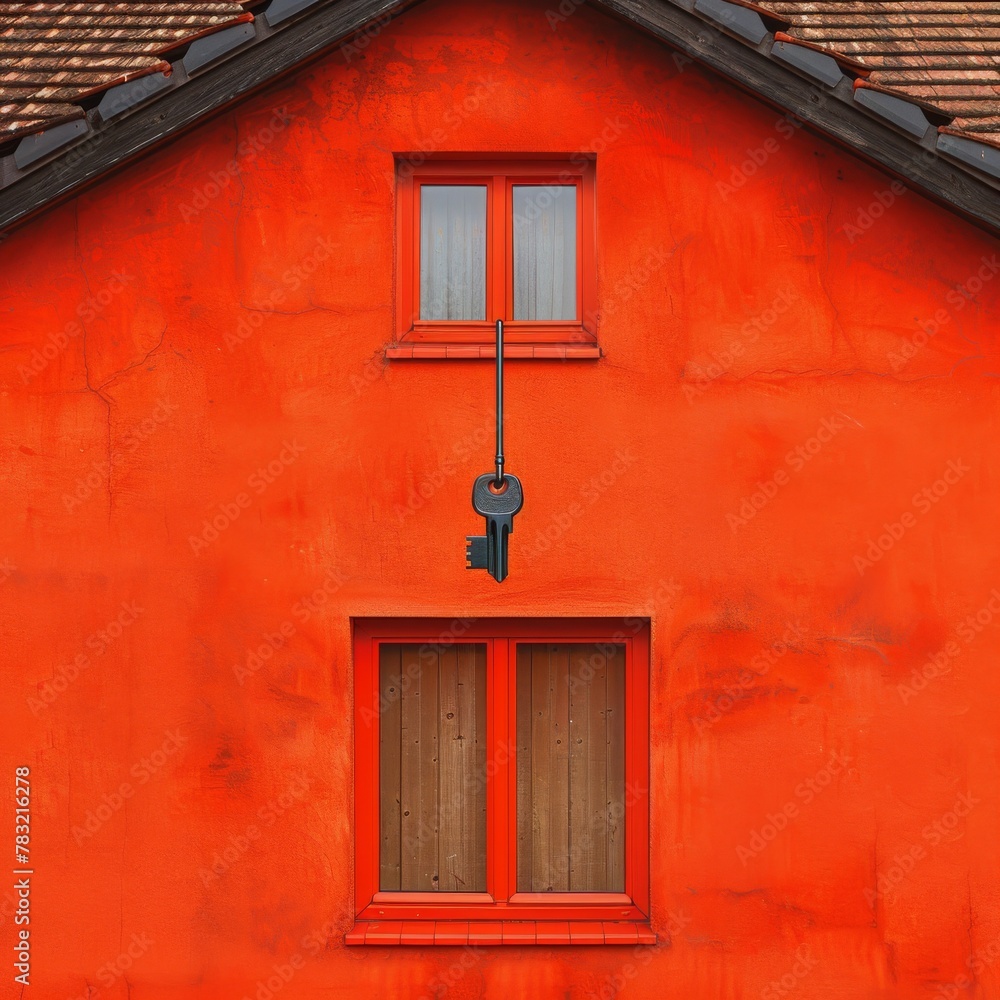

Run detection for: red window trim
[[350, 617, 651, 945], [394, 158, 598, 348]]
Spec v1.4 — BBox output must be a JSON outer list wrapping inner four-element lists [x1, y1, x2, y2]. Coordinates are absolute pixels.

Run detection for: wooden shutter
[[516, 643, 626, 892], [379, 642, 487, 892]]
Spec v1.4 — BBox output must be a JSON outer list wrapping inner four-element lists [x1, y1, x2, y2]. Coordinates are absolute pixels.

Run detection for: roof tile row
[[0, 1, 252, 139]]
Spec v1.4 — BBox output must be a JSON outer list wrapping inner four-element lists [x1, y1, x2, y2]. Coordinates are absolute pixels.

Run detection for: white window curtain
[[513, 185, 577, 321], [419, 185, 487, 321]]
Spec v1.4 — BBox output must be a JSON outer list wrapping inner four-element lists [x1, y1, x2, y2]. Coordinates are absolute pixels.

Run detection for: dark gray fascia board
[[594, 0, 1000, 236], [0, 0, 416, 235]]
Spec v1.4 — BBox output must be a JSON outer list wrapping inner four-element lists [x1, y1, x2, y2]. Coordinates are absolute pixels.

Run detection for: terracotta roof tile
[[745, 0, 1000, 147], [3, 0, 1000, 165], [0, 1, 252, 139]]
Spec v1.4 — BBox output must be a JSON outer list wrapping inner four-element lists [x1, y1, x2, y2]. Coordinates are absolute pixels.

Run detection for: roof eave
[[0, 0, 998, 237]]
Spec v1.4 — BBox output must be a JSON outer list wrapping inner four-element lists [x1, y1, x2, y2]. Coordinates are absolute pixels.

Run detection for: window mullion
[[488, 174, 507, 327]]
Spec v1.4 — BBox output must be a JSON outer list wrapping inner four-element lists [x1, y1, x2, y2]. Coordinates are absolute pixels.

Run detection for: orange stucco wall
[[3, 0, 1000, 996]]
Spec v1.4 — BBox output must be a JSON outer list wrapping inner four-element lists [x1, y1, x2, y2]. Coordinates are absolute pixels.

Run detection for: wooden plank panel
[[606, 644, 626, 892], [472, 643, 488, 893], [399, 644, 421, 890], [548, 645, 571, 891], [529, 645, 548, 892], [569, 644, 608, 891], [515, 643, 532, 892], [438, 646, 464, 891], [400, 644, 440, 890], [435, 644, 486, 893], [418, 646, 440, 890], [378, 645, 403, 891]]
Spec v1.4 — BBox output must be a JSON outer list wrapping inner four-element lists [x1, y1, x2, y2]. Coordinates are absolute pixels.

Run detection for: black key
[[468, 472, 523, 583]]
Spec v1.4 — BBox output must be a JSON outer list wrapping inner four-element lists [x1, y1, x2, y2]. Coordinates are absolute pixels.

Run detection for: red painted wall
[[3, 0, 1000, 996]]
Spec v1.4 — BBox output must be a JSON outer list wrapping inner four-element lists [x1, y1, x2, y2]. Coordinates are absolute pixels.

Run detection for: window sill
[[385, 344, 602, 360], [345, 920, 657, 946]]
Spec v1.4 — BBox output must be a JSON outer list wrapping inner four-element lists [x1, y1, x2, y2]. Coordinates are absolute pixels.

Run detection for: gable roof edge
[[595, 0, 1000, 236], [0, 0, 998, 237], [0, 0, 417, 238]]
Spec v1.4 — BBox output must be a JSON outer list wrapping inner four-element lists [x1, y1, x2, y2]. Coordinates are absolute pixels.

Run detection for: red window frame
[[350, 617, 651, 946], [394, 158, 598, 350]]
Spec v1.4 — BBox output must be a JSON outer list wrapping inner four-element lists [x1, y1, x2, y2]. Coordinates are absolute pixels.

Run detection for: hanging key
[[468, 472, 523, 582], [466, 318, 524, 583]]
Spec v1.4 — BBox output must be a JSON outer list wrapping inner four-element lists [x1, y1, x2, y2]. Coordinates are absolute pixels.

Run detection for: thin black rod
[[495, 319, 504, 486]]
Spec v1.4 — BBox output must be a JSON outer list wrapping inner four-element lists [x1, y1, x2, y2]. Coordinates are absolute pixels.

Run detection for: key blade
[[490, 521, 510, 583]]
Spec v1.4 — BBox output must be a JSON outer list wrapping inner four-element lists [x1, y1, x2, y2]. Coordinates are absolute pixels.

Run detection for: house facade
[[3, 0, 1000, 997]]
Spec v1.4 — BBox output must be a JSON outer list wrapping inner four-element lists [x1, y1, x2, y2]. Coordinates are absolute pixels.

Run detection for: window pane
[[419, 185, 487, 321], [379, 642, 487, 891], [512, 185, 577, 321], [516, 643, 625, 892]]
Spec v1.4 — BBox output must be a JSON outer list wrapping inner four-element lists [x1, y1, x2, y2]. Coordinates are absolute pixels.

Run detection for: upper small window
[[395, 159, 597, 351]]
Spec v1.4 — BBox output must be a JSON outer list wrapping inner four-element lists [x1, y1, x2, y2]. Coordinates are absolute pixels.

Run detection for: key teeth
[[466, 535, 488, 570]]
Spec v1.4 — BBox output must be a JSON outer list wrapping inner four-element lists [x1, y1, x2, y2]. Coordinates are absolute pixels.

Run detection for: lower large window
[[350, 619, 651, 946]]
